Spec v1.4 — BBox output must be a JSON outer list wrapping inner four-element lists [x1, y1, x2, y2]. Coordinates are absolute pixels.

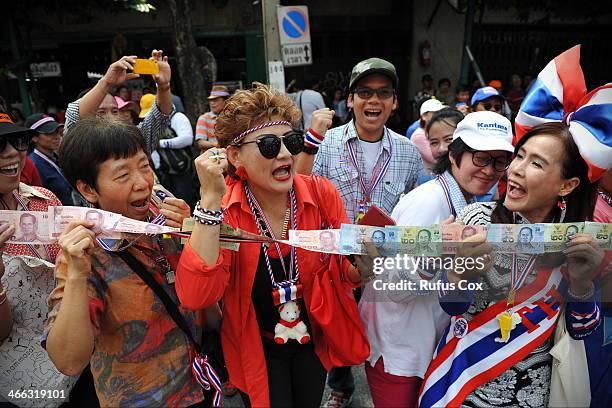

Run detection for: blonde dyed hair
[[215, 82, 302, 178]]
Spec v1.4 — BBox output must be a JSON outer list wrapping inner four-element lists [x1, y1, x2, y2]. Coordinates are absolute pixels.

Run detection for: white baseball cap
[[453, 111, 514, 153], [420, 98, 445, 115]]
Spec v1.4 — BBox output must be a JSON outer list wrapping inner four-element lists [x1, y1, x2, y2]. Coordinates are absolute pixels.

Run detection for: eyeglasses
[[235, 131, 304, 159], [470, 150, 511, 172], [480, 102, 502, 112], [0, 133, 32, 152], [353, 87, 395, 100]]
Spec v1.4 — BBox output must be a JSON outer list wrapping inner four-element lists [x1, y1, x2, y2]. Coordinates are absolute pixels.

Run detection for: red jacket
[[176, 175, 362, 407]]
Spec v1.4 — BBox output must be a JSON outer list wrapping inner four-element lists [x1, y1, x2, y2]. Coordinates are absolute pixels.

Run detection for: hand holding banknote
[[0, 222, 15, 278], [563, 233, 604, 296], [159, 198, 190, 228], [447, 233, 496, 283], [58, 221, 97, 280], [353, 237, 381, 282]]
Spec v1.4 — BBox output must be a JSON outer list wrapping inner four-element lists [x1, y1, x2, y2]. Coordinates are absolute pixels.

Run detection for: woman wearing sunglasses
[[356, 112, 513, 407], [0, 113, 72, 405], [176, 84, 371, 407]]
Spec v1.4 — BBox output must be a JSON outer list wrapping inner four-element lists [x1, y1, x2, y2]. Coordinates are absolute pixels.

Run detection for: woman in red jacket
[[176, 84, 371, 407]]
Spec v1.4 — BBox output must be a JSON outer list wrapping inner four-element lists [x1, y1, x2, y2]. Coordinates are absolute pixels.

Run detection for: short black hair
[[422, 74, 433, 82], [59, 116, 147, 190], [438, 78, 451, 87], [426, 108, 464, 134], [432, 138, 472, 175]]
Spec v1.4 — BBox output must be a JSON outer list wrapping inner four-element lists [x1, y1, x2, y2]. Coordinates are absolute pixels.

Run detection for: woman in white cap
[[358, 111, 514, 408], [411, 98, 446, 183]]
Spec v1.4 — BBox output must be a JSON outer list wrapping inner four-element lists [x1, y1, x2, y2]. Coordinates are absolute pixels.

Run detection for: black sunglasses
[[0, 133, 32, 152], [481, 102, 502, 112], [235, 131, 304, 159], [470, 150, 511, 172], [353, 87, 395, 100]]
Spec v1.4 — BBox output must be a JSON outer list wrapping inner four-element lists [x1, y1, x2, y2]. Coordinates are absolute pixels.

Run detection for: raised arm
[[294, 108, 334, 175]]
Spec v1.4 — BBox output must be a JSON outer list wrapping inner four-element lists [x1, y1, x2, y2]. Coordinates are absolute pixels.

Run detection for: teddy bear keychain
[[274, 300, 311, 344]]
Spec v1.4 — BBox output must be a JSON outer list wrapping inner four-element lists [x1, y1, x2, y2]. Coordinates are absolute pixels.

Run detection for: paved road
[[223, 364, 373, 407]]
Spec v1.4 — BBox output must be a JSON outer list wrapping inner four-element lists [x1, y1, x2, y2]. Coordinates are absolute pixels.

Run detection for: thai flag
[[567, 84, 612, 182], [514, 44, 586, 144], [272, 282, 303, 306]]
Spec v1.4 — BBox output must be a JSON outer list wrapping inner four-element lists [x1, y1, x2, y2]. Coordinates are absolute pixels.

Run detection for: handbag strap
[[116, 250, 200, 353]]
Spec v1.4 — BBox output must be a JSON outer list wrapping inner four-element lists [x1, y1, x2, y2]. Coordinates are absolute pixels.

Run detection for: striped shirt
[[64, 98, 172, 154], [195, 111, 217, 142], [313, 120, 423, 221]]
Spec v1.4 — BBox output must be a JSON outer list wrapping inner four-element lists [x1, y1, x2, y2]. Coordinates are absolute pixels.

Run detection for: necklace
[[599, 189, 612, 207], [280, 208, 290, 239], [132, 235, 175, 284]]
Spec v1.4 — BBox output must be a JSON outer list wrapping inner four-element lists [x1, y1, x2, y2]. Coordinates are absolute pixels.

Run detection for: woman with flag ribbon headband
[[176, 83, 371, 407], [419, 45, 610, 408]]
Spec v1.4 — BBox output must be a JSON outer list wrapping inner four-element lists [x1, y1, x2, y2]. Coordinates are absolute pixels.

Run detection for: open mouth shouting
[[507, 179, 527, 200], [364, 109, 382, 119], [272, 164, 292, 182], [129, 197, 151, 217], [0, 162, 20, 177]]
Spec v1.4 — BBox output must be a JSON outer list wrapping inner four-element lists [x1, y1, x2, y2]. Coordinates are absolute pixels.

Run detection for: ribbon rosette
[[514, 44, 612, 182]]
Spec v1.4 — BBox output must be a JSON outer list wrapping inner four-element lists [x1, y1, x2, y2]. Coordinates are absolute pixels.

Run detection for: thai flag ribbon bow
[[192, 355, 224, 407], [514, 44, 612, 182]]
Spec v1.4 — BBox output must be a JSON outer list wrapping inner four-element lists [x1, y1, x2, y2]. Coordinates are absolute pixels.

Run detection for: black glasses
[[0, 133, 32, 152], [481, 102, 502, 112], [470, 151, 511, 172], [353, 87, 395, 100], [235, 131, 304, 159]]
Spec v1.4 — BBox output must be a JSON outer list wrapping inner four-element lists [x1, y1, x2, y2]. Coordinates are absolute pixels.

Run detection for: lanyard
[[244, 183, 299, 288], [12, 191, 48, 260], [436, 173, 458, 217], [346, 126, 393, 205]]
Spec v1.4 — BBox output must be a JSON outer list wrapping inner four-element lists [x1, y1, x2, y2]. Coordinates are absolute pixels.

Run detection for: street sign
[[30, 62, 62, 78], [277, 6, 312, 67], [268, 61, 286, 92]]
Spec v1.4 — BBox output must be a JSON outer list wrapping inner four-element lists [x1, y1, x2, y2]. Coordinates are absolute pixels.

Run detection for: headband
[[231, 120, 292, 145], [515, 45, 612, 182], [29, 116, 55, 130]]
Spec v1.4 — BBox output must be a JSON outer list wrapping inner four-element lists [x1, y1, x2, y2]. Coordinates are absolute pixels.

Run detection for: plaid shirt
[[65, 98, 172, 154], [313, 120, 423, 221]]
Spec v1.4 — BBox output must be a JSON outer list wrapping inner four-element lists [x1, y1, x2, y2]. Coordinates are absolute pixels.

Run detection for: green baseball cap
[[349, 58, 398, 91]]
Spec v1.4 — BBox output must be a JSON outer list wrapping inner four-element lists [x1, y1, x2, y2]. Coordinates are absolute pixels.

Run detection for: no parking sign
[[277, 6, 312, 67]]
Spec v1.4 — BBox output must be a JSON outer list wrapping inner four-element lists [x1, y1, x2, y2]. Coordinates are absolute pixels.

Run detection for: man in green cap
[[296, 58, 423, 407]]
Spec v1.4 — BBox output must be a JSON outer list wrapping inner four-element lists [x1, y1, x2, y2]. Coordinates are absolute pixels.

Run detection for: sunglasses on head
[[481, 102, 502, 112], [470, 150, 511, 172], [353, 87, 395, 100], [0, 132, 32, 152], [235, 130, 304, 159]]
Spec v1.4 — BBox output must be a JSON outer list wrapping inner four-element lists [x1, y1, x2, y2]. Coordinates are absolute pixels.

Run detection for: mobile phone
[[132, 59, 160, 75]]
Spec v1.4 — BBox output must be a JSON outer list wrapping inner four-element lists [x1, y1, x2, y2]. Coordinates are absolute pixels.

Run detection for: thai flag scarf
[[419, 265, 565, 408], [514, 44, 612, 182]]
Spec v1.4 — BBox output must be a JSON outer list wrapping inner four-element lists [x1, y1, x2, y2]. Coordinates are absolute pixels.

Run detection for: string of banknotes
[[0, 208, 609, 255]]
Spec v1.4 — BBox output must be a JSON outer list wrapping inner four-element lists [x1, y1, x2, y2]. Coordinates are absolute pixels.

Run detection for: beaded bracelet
[[567, 281, 595, 301], [193, 202, 224, 226]]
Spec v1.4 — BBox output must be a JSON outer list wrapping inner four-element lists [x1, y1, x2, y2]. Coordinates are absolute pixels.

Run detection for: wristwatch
[[302, 145, 319, 155]]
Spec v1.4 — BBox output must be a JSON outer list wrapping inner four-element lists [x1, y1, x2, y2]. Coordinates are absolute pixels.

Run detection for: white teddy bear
[[274, 300, 310, 344]]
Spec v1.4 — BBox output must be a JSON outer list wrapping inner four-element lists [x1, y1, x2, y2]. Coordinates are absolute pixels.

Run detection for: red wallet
[[358, 205, 396, 227]]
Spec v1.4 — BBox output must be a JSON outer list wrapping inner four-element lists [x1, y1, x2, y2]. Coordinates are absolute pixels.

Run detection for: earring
[[557, 196, 567, 223]]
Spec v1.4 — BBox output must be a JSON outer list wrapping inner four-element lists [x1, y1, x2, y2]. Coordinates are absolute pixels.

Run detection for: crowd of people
[[0, 44, 610, 408]]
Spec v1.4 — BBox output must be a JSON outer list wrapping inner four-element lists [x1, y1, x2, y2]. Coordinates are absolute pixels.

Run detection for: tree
[[166, 0, 209, 122]]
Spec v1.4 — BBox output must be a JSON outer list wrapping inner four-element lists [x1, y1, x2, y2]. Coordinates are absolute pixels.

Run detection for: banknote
[[111, 215, 177, 235], [486, 224, 517, 253], [387, 226, 441, 256], [583, 222, 611, 250], [0, 210, 53, 244], [49, 206, 122, 239], [513, 223, 545, 254], [287, 229, 342, 254], [340, 224, 397, 256], [180, 218, 240, 251], [441, 224, 487, 254], [543, 222, 584, 253]]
